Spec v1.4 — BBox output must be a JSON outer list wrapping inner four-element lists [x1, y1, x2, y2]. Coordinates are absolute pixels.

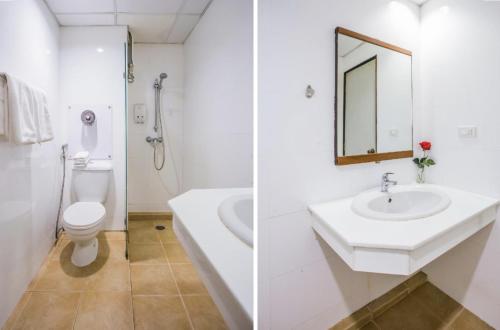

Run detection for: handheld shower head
[[158, 73, 167, 89]]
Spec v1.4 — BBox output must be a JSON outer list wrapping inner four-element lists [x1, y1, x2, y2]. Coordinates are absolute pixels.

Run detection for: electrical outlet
[[457, 126, 477, 138]]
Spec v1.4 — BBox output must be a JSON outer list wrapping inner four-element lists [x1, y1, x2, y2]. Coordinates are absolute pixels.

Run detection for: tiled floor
[[361, 282, 493, 330], [3, 219, 227, 330]]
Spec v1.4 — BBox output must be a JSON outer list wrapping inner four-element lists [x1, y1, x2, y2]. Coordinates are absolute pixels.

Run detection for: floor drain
[[155, 225, 166, 231]]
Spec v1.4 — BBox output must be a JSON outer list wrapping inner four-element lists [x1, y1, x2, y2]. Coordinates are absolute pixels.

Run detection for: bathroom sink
[[218, 193, 253, 247], [352, 185, 451, 221], [310, 184, 497, 274]]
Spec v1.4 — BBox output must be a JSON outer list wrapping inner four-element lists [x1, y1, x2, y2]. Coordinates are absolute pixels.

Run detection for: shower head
[[158, 73, 167, 89]]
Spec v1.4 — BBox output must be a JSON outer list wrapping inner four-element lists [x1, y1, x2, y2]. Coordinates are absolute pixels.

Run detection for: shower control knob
[[146, 136, 154, 143], [157, 137, 163, 143]]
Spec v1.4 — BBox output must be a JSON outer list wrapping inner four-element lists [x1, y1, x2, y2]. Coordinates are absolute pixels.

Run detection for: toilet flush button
[[458, 126, 477, 138]]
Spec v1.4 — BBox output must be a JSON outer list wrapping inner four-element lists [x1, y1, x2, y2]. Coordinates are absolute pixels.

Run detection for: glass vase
[[416, 167, 425, 184]]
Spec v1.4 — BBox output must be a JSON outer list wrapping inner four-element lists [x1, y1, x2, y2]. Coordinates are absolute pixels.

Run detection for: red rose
[[419, 141, 431, 151]]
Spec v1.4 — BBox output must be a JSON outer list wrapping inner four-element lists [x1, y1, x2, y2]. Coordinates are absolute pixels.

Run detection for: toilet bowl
[[62, 160, 112, 267], [63, 202, 105, 267]]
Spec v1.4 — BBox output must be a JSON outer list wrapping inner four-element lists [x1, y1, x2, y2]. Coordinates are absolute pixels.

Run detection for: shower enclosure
[[125, 37, 182, 241]]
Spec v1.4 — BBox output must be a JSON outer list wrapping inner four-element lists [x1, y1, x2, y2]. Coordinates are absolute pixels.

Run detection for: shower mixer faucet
[[146, 136, 163, 144]]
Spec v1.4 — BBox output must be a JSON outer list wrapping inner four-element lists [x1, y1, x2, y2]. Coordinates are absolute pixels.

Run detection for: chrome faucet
[[381, 172, 397, 193]]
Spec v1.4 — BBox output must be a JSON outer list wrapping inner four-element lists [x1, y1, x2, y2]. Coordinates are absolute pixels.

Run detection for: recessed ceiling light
[[96, 48, 104, 53]]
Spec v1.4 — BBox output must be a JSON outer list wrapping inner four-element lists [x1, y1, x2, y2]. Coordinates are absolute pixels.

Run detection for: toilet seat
[[63, 202, 105, 230]]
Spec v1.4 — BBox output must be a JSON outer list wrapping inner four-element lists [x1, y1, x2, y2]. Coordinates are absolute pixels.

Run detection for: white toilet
[[63, 160, 112, 267]]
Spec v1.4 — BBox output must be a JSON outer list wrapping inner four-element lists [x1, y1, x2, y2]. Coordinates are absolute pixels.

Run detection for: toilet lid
[[63, 202, 105, 229]]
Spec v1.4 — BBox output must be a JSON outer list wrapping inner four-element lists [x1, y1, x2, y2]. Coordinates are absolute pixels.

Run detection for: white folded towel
[[73, 150, 90, 167], [74, 150, 90, 160], [0, 73, 54, 144], [74, 158, 90, 165]]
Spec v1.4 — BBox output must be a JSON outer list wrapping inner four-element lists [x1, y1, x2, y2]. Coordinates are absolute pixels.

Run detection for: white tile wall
[[127, 44, 184, 212], [258, 0, 421, 328], [0, 0, 60, 326], [421, 0, 500, 327], [183, 0, 253, 191]]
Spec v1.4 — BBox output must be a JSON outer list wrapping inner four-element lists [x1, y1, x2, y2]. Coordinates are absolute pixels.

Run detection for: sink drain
[[155, 225, 166, 231]]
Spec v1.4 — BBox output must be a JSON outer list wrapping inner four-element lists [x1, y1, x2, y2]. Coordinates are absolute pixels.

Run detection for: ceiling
[[44, 0, 212, 44], [408, 0, 429, 5]]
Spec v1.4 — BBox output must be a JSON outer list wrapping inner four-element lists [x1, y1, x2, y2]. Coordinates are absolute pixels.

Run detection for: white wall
[[258, 0, 421, 328], [0, 0, 60, 326], [183, 0, 253, 191], [59, 26, 127, 230], [420, 0, 500, 327], [127, 44, 183, 212]]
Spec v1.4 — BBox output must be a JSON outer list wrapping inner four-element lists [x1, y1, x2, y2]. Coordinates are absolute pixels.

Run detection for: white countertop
[[168, 188, 253, 320], [309, 184, 499, 250]]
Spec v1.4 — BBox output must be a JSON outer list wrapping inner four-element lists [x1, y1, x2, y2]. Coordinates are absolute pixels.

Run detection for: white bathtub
[[168, 188, 253, 330]]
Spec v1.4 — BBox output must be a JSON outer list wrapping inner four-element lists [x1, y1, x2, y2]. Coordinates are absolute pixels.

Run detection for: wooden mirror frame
[[334, 27, 414, 166]]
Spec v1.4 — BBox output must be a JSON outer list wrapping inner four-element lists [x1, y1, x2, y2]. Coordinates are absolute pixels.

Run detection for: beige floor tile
[[157, 225, 178, 243], [97, 239, 127, 260], [375, 294, 444, 330], [33, 259, 92, 292], [132, 295, 191, 330], [405, 271, 427, 292], [74, 291, 133, 330], [51, 239, 126, 264], [361, 321, 380, 330], [97, 231, 126, 240], [163, 242, 191, 263], [171, 264, 208, 295], [130, 264, 178, 295], [129, 226, 160, 244], [330, 307, 371, 330], [50, 239, 74, 262], [129, 243, 168, 265], [12, 292, 80, 330], [411, 282, 462, 323], [447, 308, 494, 330], [183, 295, 227, 330], [86, 259, 131, 292], [2, 292, 31, 330], [367, 283, 408, 318], [128, 220, 156, 229]]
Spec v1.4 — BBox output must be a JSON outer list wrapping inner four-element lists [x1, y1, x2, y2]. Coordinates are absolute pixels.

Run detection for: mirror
[[335, 27, 413, 165]]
